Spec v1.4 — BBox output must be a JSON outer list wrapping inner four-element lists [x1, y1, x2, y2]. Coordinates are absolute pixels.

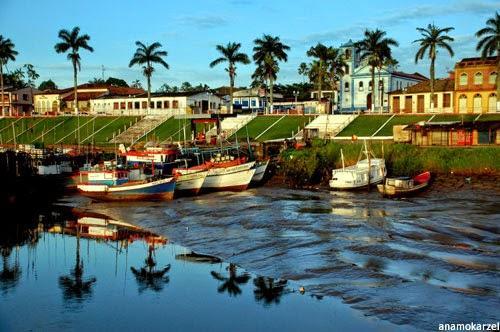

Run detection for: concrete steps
[[109, 115, 169, 145], [302, 114, 358, 139]]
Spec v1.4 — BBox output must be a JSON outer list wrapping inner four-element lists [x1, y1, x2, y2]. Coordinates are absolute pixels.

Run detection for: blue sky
[[1, 0, 498, 89]]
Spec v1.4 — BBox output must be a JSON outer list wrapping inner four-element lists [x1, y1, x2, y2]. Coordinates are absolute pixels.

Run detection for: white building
[[232, 88, 283, 111], [90, 91, 223, 116], [338, 40, 427, 113]]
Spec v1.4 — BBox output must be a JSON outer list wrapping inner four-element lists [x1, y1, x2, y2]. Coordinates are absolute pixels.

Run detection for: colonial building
[[1, 87, 38, 116], [388, 78, 455, 113], [232, 88, 283, 112], [338, 39, 426, 113], [454, 56, 498, 113], [34, 84, 144, 115], [90, 90, 223, 116]]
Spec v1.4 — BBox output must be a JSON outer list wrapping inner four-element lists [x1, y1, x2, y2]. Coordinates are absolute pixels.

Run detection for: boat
[[173, 167, 209, 196], [124, 147, 178, 165], [329, 142, 386, 190], [377, 171, 431, 198], [251, 159, 270, 183], [77, 176, 176, 201], [202, 159, 256, 192]]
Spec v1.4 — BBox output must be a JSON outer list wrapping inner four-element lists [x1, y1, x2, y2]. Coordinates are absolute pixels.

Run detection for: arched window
[[473, 93, 482, 113], [459, 73, 468, 85], [345, 49, 351, 59], [344, 82, 349, 92], [459, 94, 467, 113], [345, 65, 349, 75], [368, 81, 373, 91], [378, 79, 383, 90], [474, 72, 483, 85], [489, 72, 497, 85], [488, 93, 497, 112], [358, 81, 364, 91]]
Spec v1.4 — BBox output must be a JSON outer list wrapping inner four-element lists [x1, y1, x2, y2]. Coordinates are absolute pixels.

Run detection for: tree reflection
[[253, 276, 288, 306], [58, 229, 96, 302], [211, 263, 251, 297], [131, 244, 170, 293], [0, 247, 21, 293]]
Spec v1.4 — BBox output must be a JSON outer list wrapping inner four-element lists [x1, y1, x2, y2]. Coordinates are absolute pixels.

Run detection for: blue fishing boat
[[77, 177, 176, 201]]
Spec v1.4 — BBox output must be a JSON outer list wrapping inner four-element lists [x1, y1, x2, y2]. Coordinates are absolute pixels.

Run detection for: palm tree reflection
[[253, 276, 288, 306], [131, 244, 170, 293], [211, 263, 251, 297], [58, 229, 96, 302], [0, 247, 21, 293]]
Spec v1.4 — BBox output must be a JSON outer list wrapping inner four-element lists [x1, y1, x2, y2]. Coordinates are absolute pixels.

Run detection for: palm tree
[[253, 34, 290, 114], [129, 41, 169, 115], [476, 12, 500, 109], [0, 36, 18, 116], [251, 54, 277, 112], [54, 27, 94, 115], [210, 42, 250, 113], [307, 43, 333, 103], [325, 48, 347, 113], [414, 24, 454, 112], [298, 62, 309, 82], [356, 29, 398, 112], [210, 263, 251, 297]]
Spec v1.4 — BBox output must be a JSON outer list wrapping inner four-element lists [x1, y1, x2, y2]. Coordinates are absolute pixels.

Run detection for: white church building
[[338, 40, 427, 113]]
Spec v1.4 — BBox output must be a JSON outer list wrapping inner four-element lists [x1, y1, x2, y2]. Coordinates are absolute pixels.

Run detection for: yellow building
[[454, 56, 498, 114]]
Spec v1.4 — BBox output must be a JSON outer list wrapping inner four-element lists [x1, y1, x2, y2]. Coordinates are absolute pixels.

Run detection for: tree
[[3, 68, 26, 89], [38, 79, 58, 91], [306, 43, 332, 103], [0, 35, 18, 116], [476, 11, 499, 109], [129, 41, 169, 115], [88, 77, 105, 84], [356, 29, 398, 112], [131, 79, 142, 89], [210, 42, 250, 113], [298, 62, 309, 81], [253, 34, 290, 114], [180, 81, 193, 92], [23, 64, 39, 88], [325, 48, 347, 112], [55, 27, 94, 115], [414, 24, 454, 112], [106, 77, 129, 87]]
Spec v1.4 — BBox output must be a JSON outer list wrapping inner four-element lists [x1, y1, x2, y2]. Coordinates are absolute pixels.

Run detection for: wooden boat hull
[[377, 172, 431, 198], [251, 160, 269, 183], [175, 170, 208, 197], [377, 182, 429, 198], [202, 168, 256, 192], [77, 178, 176, 201]]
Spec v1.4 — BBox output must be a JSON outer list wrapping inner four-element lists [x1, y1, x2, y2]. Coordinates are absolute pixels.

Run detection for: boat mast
[[341, 148, 345, 170], [366, 140, 371, 189]]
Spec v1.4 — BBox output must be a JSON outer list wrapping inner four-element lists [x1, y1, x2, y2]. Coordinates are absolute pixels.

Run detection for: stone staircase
[[300, 114, 357, 139], [109, 115, 169, 145], [206, 114, 256, 138]]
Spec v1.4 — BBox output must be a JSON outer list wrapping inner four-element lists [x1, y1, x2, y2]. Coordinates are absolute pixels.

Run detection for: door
[[417, 95, 424, 113], [366, 93, 372, 111], [459, 95, 467, 113], [488, 94, 497, 112], [473, 94, 482, 113], [404, 96, 412, 113], [392, 96, 400, 113]]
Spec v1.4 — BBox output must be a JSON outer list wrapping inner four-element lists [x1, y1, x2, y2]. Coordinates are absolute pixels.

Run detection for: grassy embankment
[[280, 140, 500, 187]]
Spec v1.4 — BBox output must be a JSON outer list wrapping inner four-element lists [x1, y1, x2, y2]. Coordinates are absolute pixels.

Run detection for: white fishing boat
[[329, 142, 386, 190], [174, 169, 209, 196], [251, 159, 270, 183]]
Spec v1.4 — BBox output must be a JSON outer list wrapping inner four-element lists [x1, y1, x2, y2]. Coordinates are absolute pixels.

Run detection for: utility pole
[[102, 65, 106, 81]]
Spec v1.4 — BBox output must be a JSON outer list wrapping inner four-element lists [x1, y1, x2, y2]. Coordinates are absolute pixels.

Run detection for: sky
[[1, 0, 498, 90]]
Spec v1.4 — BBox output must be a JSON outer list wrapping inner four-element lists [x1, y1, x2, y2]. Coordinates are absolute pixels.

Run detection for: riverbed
[[72, 181, 500, 331]]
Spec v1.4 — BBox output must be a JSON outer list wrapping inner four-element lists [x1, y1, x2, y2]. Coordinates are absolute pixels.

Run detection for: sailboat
[[329, 141, 386, 190]]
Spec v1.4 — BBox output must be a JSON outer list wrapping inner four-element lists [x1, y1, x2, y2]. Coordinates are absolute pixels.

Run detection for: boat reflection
[[253, 276, 288, 306], [211, 263, 251, 297]]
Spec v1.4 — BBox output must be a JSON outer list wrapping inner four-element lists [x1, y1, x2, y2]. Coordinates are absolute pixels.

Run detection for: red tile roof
[[392, 71, 428, 81], [62, 91, 107, 101]]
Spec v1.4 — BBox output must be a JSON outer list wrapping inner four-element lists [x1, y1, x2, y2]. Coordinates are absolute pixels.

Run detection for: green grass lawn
[[336, 115, 392, 137], [429, 114, 477, 122], [375, 114, 432, 136], [476, 113, 500, 121], [231, 116, 281, 140], [257, 116, 314, 141]]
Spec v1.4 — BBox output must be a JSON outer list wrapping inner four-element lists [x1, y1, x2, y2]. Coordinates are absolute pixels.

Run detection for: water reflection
[[211, 263, 251, 297], [253, 277, 288, 306], [0, 247, 21, 293], [58, 228, 97, 303], [131, 243, 170, 293]]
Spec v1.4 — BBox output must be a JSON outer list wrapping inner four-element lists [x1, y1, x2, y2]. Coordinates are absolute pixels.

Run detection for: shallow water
[[75, 183, 500, 331], [0, 209, 403, 331]]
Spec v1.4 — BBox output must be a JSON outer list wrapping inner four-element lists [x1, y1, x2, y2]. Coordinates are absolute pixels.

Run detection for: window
[[344, 82, 349, 92], [127, 102, 132, 109], [135, 101, 140, 109], [345, 49, 351, 59], [22, 94, 28, 101], [358, 81, 364, 91], [251, 99, 256, 107], [150, 102, 155, 109], [242, 99, 249, 107], [120, 102, 126, 110], [459, 73, 468, 85], [459, 94, 467, 113], [474, 72, 483, 85], [142, 101, 147, 109], [489, 72, 497, 85], [345, 65, 349, 75], [368, 81, 373, 91], [488, 93, 497, 112], [443, 93, 451, 108], [163, 100, 170, 108], [113, 102, 119, 110], [172, 100, 178, 108], [378, 79, 383, 90], [12, 94, 18, 101], [156, 101, 162, 109]]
